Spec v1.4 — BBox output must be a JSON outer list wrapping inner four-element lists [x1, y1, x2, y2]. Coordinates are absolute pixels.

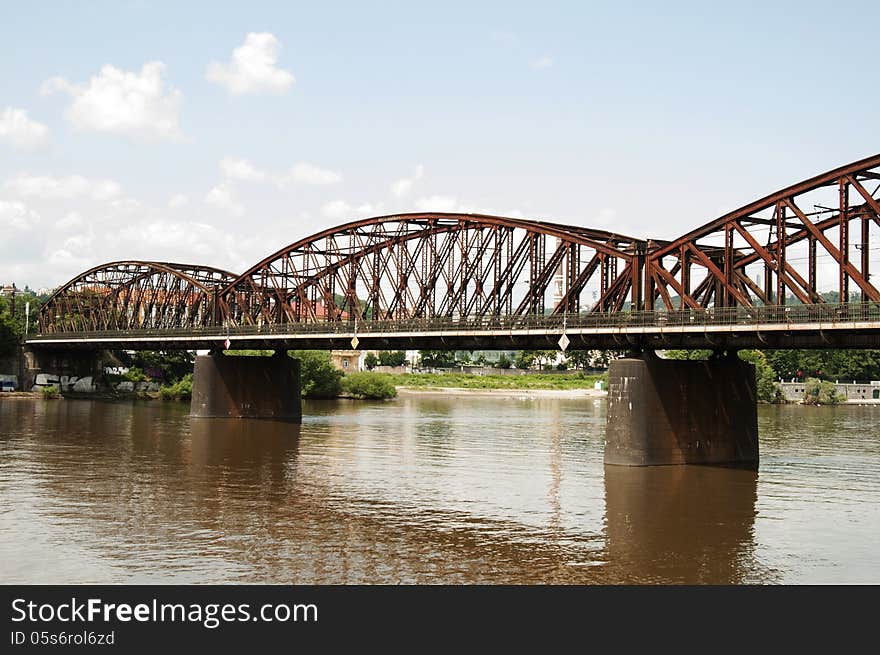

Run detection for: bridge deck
[[26, 304, 880, 350]]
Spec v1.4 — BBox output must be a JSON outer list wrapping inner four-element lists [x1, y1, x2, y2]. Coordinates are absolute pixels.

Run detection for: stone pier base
[[604, 353, 758, 468], [190, 353, 302, 421]]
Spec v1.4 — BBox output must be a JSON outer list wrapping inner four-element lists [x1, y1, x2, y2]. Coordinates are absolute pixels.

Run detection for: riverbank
[[396, 386, 606, 399], [382, 371, 605, 391]]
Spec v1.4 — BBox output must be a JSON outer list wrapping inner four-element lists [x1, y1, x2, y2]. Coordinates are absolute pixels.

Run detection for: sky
[[1, 0, 878, 289]]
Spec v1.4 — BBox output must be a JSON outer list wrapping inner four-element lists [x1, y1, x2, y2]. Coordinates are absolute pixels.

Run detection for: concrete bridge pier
[[190, 351, 302, 421], [604, 352, 758, 469]]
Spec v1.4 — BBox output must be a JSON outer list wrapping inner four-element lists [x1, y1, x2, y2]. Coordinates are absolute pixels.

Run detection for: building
[[1, 283, 16, 298], [330, 350, 361, 372]]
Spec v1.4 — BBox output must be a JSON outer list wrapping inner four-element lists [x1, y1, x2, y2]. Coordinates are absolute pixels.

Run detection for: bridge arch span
[[220, 212, 646, 325], [39, 261, 238, 333], [646, 153, 880, 310]]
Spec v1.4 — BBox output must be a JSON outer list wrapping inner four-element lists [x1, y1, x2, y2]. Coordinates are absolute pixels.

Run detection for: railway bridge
[[25, 154, 880, 468]]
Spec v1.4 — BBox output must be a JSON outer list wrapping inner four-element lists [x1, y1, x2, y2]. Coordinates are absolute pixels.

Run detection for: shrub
[[40, 385, 59, 399], [342, 372, 397, 399], [123, 366, 148, 382], [495, 354, 512, 369], [290, 350, 343, 398], [364, 352, 378, 371], [159, 374, 193, 401], [802, 377, 844, 405]]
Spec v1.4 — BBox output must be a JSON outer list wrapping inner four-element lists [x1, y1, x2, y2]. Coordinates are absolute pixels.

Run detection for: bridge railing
[[27, 302, 880, 342]]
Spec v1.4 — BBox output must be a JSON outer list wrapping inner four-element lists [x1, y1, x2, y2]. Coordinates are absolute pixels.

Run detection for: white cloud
[[55, 211, 84, 230], [286, 162, 341, 185], [0, 108, 49, 150], [204, 184, 244, 215], [4, 174, 123, 201], [321, 200, 352, 219], [168, 193, 189, 208], [220, 157, 269, 182], [321, 200, 376, 220], [206, 32, 295, 95], [41, 62, 183, 141], [391, 164, 424, 198], [529, 56, 553, 70], [0, 200, 40, 230], [219, 157, 341, 186], [414, 195, 459, 213]]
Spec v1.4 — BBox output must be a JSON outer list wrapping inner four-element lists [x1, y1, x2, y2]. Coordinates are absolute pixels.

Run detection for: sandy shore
[[396, 386, 607, 399]]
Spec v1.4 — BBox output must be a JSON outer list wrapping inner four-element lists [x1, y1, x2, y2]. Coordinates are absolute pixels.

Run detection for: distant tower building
[[552, 238, 564, 311]]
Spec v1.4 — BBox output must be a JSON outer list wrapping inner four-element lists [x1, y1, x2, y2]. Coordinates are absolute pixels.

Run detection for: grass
[[389, 371, 605, 390]]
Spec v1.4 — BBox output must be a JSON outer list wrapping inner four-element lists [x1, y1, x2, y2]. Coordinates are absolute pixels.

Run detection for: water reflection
[[1, 397, 877, 583], [603, 465, 771, 583]]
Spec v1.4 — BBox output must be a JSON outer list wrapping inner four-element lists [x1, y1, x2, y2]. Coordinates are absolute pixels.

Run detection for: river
[[1, 396, 878, 584]]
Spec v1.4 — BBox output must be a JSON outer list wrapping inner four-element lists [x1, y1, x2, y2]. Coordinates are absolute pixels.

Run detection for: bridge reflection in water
[[0, 397, 805, 584], [603, 466, 761, 584]]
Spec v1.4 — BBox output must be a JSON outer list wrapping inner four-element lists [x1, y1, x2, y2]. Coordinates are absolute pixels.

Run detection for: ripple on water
[[0, 398, 877, 583]]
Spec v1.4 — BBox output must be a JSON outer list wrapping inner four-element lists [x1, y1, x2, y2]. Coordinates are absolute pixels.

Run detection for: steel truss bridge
[[28, 155, 880, 351]]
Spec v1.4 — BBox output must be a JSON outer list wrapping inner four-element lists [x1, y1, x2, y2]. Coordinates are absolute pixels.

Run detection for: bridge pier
[[190, 351, 302, 421], [604, 352, 758, 468]]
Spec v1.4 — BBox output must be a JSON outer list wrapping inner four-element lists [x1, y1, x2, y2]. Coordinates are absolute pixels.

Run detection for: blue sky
[[1, 0, 878, 288]]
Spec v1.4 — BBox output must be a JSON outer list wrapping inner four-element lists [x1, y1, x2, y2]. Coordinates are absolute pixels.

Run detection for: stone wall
[[779, 381, 880, 403]]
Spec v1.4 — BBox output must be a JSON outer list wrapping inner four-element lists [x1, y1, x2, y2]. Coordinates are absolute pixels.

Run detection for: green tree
[[803, 377, 844, 405], [495, 353, 512, 369], [738, 349, 783, 403], [419, 350, 455, 368], [364, 352, 378, 371], [0, 314, 17, 358], [764, 349, 880, 382], [124, 350, 194, 382], [378, 350, 407, 367], [515, 350, 556, 370], [515, 350, 536, 369], [290, 350, 344, 398], [663, 349, 713, 360]]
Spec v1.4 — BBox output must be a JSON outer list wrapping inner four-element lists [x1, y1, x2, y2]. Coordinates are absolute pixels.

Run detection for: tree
[[290, 350, 343, 398], [515, 350, 536, 369], [566, 349, 625, 370], [378, 350, 407, 367], [364, 352, 378, 371], [535, 350, 558, 370], [764, 349, 880, 382], [803, 377, 844, 405], [124, 350, 195, 382], [663, 349, 713, 360], [738, 349, 783, 403], [516, 350, 556, 370], [495, 353, 512, 369], [0, 314, 17, 358], [419, 350, 455, 368]]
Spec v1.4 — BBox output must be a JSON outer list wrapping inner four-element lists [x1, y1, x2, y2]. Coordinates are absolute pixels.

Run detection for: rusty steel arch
[[647, 153, 880, 310], [219, 213, 646, 325], [39, 261, 238, 333]]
